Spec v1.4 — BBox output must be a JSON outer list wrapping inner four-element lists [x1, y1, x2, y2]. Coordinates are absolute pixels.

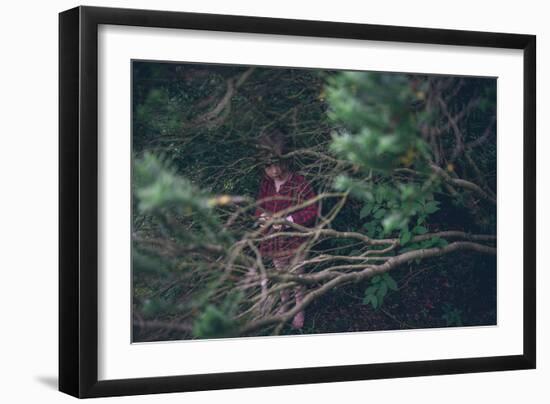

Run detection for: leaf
[[371, 295, 379, 309], [363, 221, 378, 237], [376, 293, 384, 308], [420, 238, 436, 249], [371, 275, 382, 284], [430, 236, 441, 245], [438, 238, 449, 247], [363, 294, 378, 308], [360, 203, 373, 219], [383, 273, 398, 291], [411, 201, 422, 214], [400, 228, 412, 245], [413, 225, 428, 235], [375, 188, 385, 203], [362, 295, 373, 305], [425, 201, 440, 214], [373, 208, 387, 219], [377, 281, 388, 299], [365, 285, 378, 296]]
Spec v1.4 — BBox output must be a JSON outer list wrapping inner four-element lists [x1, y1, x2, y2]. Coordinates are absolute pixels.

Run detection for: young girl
[[253, 131, 319, 329]]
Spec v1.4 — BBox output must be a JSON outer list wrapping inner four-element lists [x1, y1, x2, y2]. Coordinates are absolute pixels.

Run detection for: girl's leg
[[273, 257, 291, 311], [238, 266, 258, 291], [291, 285, 305, 329], [290, 250, 306, 329], [275, 252, 306, 329]]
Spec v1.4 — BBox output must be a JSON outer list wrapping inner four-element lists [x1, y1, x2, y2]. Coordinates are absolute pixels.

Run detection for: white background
[[0, 0, 547, 403]]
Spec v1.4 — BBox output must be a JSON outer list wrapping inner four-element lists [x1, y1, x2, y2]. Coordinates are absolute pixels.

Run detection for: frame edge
[[58, 5, 81, 398], [522, 34, 536, 369]]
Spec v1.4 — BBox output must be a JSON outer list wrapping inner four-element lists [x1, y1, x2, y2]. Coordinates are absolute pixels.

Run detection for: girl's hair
[[256, 128, 291, 170], [257, 128, 287, 157]]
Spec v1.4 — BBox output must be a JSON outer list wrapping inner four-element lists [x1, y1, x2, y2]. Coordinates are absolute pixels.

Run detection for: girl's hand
[[258, 212, 269, 229], [259, 213, 283, 231], [273, 216, 292, 231]]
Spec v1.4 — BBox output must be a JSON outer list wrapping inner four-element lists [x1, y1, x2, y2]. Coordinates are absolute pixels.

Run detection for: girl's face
[[264, 163, 286, 180]]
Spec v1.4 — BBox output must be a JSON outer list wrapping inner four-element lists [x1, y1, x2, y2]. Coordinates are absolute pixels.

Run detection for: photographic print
[[131, 61, 497, 342]]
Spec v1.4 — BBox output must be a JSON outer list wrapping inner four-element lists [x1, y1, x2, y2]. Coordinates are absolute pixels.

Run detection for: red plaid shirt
[[254, 172, 318, 258]]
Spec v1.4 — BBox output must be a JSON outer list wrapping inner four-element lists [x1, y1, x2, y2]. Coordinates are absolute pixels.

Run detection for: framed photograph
[[59, 5, 536, 398]]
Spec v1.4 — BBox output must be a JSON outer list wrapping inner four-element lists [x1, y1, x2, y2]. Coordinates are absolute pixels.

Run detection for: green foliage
[[192, 292, 243, 339], [333, 175, 374, 201], [133, 152, 235, 247], [326, 71, 441, 235], [350, 183, 442, 240], [135, 88, 182, 137], [330, 128, 429, 173], [192, 305, 237, 339], [132, 249, 171, 276], [363, 272, 398, 309], [141, 296, 184, 319], [134, 152, 212, 215], [326, 71, 431, 173]]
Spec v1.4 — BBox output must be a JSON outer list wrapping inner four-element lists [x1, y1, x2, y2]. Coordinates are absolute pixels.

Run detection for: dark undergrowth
[[281, 253, 496, 337]]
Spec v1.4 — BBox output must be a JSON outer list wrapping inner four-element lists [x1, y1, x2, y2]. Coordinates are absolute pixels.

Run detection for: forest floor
[[279, 253, 497, 336]]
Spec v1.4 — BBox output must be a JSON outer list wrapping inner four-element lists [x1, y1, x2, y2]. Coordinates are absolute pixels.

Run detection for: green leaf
[[425, 201, 440, 214], [362, 295, 372, 305], [363, 294, 378, 308], [365, 285, 378, 296], [371, 295, 379, 309], [375, 188, 385, 203], [411, 201, 422, 213], [420, 238, 437, 248], [413, 225, 428, 235], [377, 281, 388, 299], [360, 203, 373, 219], [363, 221, 379, 237], [383, 273, 398, 291], [400, 228, 412, 245], [438, 238, 449, 247], [376, 293, 384, 308], [371, 275, 382, 284], [373, 208, 386, 219]]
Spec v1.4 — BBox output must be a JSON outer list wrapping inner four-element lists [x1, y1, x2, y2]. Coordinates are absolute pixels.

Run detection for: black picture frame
[[59, 5, 536, 398]]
